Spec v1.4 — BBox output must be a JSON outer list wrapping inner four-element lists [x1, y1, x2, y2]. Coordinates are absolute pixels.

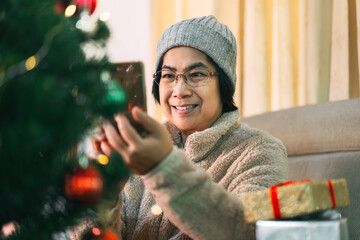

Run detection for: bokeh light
[[92, 227, 101, 236], [65, 5, 77, 17], [97, 154, 109, 165], [99, 11, 111, 22], [78, 154, 89, 168], [1, 222, 18, 237], [25, 55, 38, 71], [151, 205, 162, 215]]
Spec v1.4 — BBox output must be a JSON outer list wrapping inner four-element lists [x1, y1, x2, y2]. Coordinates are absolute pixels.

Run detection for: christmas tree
[[0, 0, 129, 239]]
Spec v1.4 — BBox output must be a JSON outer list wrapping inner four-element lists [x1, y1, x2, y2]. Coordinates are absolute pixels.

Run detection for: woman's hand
[[87, 128, 112, 160], [102, 107, 173, 175]]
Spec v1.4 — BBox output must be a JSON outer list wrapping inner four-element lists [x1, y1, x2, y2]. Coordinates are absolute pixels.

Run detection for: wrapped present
[[256, 218, 349, 240], [242, 178, 350, 223]]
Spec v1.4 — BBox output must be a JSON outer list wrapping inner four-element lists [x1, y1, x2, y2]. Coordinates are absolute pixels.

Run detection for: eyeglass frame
[[152, 68, 219, 87]]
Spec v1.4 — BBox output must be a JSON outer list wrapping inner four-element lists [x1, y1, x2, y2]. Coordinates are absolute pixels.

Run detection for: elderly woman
[[93, 15, 288, 240]]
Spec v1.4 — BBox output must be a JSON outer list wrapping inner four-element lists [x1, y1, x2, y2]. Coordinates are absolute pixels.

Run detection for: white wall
[[96, 0, 156, 116]]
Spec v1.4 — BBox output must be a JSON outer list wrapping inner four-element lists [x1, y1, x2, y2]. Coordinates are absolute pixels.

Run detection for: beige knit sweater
[[110, 110, 288, 240]]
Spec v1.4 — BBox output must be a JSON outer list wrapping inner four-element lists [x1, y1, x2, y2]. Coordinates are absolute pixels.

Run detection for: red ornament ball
[[65, 166, 103, 205], [97, 229, 120, 240], [76, 0, 97, 15], [83, 228, 120, 240], [54, 0, 71, 14]]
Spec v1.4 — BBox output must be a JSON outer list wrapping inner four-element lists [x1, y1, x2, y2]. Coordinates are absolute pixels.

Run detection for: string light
[[0, 24, 62, 87], [65, 5, 77, 17], [151, 205, 162, 215], [99, 11, 111, 22], [97, 154, 109, 165], [25, 55, 38, 71], [91, 227, 101, 236]]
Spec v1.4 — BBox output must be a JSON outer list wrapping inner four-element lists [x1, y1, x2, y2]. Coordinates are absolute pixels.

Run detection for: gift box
[[242, 178, 350, 223], [256, 218, 349, 240]]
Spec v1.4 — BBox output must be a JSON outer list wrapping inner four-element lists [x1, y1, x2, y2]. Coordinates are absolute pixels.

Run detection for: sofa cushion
[[240, 99, 360, 156]]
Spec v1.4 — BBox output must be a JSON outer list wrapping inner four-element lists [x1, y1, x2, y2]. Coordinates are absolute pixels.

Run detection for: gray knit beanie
[[155, 15, 237, 87]]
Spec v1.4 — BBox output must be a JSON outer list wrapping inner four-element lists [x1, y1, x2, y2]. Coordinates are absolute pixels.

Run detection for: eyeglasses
[[153, 68, 218, 88]]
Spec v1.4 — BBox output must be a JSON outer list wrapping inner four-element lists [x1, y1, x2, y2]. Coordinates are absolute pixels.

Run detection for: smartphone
[[111, 61, 147, 136]]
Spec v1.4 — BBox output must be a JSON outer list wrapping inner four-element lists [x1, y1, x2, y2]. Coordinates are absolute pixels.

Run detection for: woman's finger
[[90, 138, 101, 152], [90, 130, 106, 152], [100, 141, 113, 157], [114, 114, 142, 146], [102, 120, 128, 153], [87, 150, 100, 160], [131, 107, 162, 135]]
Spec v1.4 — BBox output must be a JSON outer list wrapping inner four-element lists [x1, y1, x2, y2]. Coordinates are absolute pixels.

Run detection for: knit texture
[[155, 15, 237, 87], [112, 111, 288, 240]]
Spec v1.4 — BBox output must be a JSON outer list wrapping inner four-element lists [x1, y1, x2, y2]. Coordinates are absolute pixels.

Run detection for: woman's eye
[[162, 73, 175, 79], [190, 72, 205, 78]]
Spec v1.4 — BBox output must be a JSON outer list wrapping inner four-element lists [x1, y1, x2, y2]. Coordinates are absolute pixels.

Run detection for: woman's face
[[159, 47, 223, 136]]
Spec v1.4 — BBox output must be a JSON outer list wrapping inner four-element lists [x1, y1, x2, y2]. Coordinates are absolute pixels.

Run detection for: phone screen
[[112, 61, 147, 113]]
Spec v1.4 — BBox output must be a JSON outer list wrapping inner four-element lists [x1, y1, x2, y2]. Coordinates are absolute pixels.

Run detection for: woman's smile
[[172, 104, 198, 114]]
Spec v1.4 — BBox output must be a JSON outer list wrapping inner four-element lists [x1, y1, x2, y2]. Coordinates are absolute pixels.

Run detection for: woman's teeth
[[175, 105, 196, 110]]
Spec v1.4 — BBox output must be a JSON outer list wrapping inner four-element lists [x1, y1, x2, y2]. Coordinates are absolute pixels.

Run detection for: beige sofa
[[241, 98, 360, 240]]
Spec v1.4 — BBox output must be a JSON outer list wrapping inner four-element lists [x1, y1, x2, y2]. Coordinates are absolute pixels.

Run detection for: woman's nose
[[172, 77, 192, 98]]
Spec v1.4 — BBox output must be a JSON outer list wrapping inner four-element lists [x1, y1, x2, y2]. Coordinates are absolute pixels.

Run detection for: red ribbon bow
[[269, 179, 336, 219]]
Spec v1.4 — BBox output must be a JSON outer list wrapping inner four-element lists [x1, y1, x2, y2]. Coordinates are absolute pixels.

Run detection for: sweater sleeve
[[141, 147, 253, 240]]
